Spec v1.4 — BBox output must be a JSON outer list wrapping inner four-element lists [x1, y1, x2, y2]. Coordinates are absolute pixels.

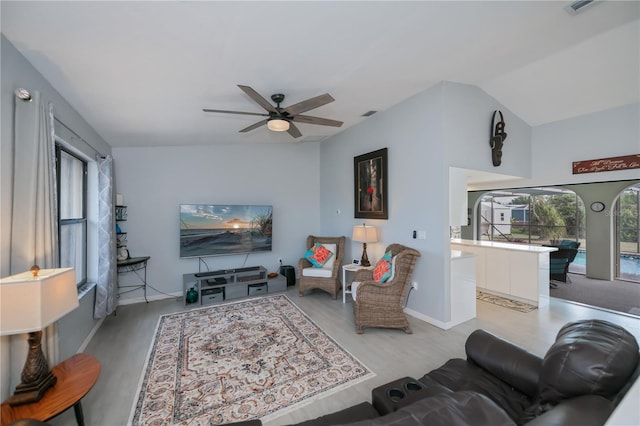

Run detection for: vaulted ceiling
[[2, 1, 638, 147]]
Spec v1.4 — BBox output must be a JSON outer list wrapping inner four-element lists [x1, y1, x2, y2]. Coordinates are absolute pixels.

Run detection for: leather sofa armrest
[[345, 391, 517, 426], [286, 401, 379, 425], [524, 395, 615, 426], [466, 329, 542, 398]]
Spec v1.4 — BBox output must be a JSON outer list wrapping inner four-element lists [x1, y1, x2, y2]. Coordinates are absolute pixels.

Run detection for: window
[[478, 188, 585, 247], [615, 183, 639, 282], [57, 146, 87, 286]]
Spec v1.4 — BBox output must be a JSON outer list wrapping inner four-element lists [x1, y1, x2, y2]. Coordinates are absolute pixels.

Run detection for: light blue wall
[[111, 143, 321, 300], [0, 34, 110, 400], [442, 82, 532, 175], [320, 83, 447, 320], [2, 28, 638, 408], [469, 102, 640, 280], [472, 102, 640, 190], [319, 81, 535, 326]]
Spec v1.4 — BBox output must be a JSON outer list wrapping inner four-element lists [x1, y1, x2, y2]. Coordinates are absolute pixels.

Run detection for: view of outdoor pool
[[570, 250, 640, 281]]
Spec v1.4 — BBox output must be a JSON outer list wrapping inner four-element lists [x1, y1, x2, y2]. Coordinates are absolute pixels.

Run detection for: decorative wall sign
[[354, 148, 388, 219], [489, 110, 508, 166], [572, 154, 640, 175]]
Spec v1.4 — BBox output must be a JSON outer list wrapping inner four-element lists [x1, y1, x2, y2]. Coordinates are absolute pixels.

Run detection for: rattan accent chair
[[352, 243, 420, 334], [298, 235, 345, 299]]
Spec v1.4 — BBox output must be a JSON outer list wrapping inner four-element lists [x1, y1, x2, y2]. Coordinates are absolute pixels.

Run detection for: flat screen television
[[180, 204, 272, 258]]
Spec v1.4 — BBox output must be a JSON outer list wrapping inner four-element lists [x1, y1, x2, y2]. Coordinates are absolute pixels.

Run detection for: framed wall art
[[354, 148, 388, 219]]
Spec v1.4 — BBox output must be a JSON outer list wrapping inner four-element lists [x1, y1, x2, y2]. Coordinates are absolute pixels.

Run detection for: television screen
[[180, 204, 272, 258]]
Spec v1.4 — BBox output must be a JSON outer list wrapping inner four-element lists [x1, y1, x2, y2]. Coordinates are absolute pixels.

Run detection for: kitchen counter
[[451, 239, 556, 307]]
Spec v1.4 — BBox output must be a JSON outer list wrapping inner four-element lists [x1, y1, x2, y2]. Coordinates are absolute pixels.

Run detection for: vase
[[186, 287, 198, 304]]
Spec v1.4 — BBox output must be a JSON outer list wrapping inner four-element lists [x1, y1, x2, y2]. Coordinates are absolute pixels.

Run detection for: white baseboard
[[117, 291, 182, 306], [404, 307, 466, 330], [404, 307, 447, 330], [77, 317, 105, 353]]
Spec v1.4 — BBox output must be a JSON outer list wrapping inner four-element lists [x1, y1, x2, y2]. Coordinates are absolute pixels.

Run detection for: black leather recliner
[[287, 319, 639, 426]]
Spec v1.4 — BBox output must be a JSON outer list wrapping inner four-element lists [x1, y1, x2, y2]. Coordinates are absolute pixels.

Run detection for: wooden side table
[[1, 353, 100, 426]]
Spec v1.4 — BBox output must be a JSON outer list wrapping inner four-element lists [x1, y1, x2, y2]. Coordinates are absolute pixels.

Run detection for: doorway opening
[[477, 187, 585, 254]]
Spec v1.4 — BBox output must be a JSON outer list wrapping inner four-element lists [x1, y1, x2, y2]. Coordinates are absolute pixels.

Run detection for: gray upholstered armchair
[[352, 244, 420, 334], [298, 235, 345, 299]]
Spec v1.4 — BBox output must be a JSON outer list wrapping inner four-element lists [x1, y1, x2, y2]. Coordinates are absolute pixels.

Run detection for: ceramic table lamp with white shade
[[0, 266, 78, 406], [352, 224, 378, 267]]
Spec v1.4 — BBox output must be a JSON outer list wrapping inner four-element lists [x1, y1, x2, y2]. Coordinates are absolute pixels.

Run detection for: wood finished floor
[[49, 286, 640, 426]]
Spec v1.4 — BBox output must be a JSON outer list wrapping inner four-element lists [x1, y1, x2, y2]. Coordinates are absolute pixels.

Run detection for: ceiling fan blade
[[287, 122, 303, 138], [293, 115, 344, 127], [238, 85, 277, 113], [202, 108, 269, 117], [239, 119, 269, 133], [284, 93, 335, 116]]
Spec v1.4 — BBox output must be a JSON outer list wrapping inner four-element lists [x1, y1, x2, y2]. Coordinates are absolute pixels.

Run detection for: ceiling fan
[[203, 85, 343, 138]]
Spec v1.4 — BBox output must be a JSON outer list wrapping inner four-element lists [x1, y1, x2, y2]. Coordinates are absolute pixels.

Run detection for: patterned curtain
[[95, 155, 117, 318], [9, 89, 59, 392]]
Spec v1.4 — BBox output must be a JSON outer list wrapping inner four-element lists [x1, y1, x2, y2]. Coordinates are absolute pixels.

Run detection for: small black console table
[[117, 256, 150, 302]]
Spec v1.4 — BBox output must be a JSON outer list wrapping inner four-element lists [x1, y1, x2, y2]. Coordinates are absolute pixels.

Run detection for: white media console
[[183, 265, 287, 306]]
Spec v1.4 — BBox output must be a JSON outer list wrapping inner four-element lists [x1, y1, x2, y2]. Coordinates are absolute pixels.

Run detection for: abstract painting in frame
[[354, 148, 388, 219]]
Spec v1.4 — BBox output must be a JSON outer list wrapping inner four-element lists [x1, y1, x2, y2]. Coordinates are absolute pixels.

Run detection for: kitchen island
[[451, 239, 557, 307]]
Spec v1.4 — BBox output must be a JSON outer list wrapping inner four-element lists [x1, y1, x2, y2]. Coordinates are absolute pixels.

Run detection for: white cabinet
[[451, 239, 555, 306], [450, 251, 476, 327], [485, 249, 511, 294], [509, 251, 540, 302], [454, 245, 485, 288]]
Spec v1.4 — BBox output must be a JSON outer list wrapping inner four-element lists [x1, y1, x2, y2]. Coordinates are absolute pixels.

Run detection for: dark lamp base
[[360, 243, 371, 267], [6, 330, 58, 406], [6, 371, 56, 406]]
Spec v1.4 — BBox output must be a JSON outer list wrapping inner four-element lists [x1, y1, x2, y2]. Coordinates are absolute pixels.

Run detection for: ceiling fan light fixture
[[267, 119, 290, 132]]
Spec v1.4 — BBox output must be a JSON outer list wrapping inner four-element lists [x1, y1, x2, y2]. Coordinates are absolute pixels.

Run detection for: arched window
[[614, 183, 639, 282]]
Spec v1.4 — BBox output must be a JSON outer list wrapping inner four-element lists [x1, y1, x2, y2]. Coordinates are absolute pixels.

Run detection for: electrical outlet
[[412, 281, 418, 290]]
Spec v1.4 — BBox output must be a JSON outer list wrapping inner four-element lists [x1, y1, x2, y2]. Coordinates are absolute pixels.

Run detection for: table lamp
[[352, 224, 378, 267], [0, 266, 78, 406]]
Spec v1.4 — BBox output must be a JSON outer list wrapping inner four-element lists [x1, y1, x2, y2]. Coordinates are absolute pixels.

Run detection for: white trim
[[77, 317, 104, 353], [404, 307, 454, 330], [116, 291, 181, 306]]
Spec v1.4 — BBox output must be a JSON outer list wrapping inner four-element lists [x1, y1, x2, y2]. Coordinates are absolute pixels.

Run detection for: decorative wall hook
[[489, 110, 507, 166]]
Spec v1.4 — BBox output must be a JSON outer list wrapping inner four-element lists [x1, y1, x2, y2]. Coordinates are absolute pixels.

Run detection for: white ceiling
[[1, 1, 638, 148]]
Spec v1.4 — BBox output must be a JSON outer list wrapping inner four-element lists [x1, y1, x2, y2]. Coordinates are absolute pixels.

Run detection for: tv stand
[[194, 266, 261, 278], [183, 265, 286, 306]]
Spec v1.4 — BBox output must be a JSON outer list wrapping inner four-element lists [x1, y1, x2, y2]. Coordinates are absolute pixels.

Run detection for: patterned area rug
[[476, 291, 537, 313], [130, 294, 374, 425]]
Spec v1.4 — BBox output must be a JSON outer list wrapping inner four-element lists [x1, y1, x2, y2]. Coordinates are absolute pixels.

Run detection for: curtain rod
[[15, 87, 107, 158], [54, 117, 104, 157]]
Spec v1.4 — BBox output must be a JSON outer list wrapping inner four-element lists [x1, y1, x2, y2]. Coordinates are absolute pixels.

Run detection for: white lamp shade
[[0, 268, 78, 336], [352, 225, 378, 243], [267, 119, 290, 132]]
